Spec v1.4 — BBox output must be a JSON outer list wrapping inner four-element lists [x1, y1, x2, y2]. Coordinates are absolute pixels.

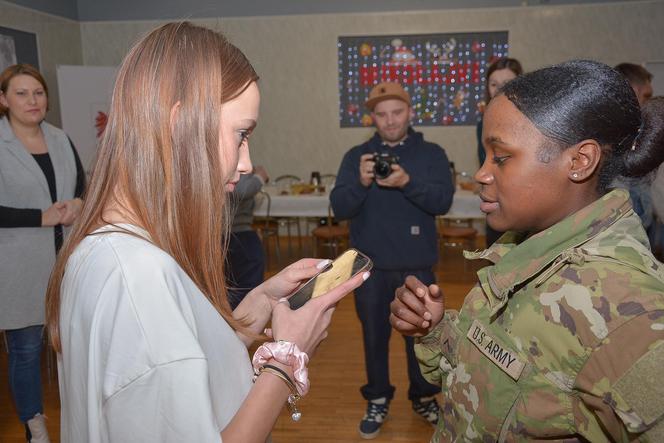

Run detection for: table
[[253, 192, 330, 218], [443, 189, 483, 219], [253, 188, 483, 220]]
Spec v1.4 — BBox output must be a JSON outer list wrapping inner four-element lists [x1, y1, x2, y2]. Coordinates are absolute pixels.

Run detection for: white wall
[[0, 1, 82, 126], [78, 1, 664, 178]]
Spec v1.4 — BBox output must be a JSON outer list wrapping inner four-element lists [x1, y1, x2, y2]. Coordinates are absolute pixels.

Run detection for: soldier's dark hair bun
[[624, 97, 664, 178]]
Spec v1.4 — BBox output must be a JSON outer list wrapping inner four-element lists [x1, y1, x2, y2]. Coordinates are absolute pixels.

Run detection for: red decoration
[[95, 111, 108, 138]]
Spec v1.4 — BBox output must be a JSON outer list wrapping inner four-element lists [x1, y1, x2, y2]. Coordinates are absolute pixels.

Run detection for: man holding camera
[[330, 82, 454, 439]]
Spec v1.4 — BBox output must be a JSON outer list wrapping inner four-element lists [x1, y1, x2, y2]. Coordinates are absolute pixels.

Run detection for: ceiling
[[3, 0, 654, 22]]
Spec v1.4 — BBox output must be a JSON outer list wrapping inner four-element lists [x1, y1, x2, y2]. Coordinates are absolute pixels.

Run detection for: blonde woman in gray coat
[[0, 64, 85, 442]]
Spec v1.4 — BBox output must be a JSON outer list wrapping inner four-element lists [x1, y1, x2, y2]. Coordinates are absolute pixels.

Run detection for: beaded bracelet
[[252, 340, 309, 396], [256, 364, 302, 421]]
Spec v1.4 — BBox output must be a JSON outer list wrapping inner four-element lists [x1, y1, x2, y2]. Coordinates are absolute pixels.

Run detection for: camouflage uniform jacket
[[416, 189, 664, 442]]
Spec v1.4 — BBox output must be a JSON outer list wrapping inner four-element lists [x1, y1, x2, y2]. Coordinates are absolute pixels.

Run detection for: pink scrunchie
[[252, 340, 310, 396]]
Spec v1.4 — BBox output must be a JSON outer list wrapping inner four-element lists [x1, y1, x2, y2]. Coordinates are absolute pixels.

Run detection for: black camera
[[372, 153, 399, 179]]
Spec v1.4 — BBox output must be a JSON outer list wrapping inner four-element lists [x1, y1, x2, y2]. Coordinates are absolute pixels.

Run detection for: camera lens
[[374, 160, 392, 179]]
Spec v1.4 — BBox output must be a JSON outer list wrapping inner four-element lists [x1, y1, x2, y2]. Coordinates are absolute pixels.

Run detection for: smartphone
[[287, 248, 373, 310]]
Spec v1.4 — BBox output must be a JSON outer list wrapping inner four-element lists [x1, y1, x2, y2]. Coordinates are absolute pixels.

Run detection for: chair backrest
[[320, 173, 336, 188], [274, 174, 301, 185], [254, 190, 272, 225]]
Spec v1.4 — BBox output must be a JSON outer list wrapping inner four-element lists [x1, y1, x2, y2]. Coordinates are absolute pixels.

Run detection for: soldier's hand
[[390, 275, 445, 337], [359, 154, 375, 187], [376, 164, 410, 188]]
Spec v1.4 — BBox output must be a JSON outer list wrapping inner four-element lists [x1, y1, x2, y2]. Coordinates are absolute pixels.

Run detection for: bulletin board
[[338, 31, 509, 127], [56, 65, 118, 172], [0, 26, 39, 72]]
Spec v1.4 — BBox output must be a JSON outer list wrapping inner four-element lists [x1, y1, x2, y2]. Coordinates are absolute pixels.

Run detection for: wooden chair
[[304, 173, 337, 241], [274, 174, 301, 185], [311, 204, 349, 258], [437, 216, 478, 256], [252, 191, 281, 265], [319, 173, 336, 190]]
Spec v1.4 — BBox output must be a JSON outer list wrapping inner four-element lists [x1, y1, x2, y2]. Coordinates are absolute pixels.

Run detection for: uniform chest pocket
[[440, 319, 526, 442]]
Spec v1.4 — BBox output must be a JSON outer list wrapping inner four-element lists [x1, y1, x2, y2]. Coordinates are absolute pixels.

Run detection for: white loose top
[[58, 225, 252, 443]]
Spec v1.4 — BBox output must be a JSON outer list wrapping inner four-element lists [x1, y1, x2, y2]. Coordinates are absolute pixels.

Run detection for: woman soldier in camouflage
[[390, 60, 664, 442]]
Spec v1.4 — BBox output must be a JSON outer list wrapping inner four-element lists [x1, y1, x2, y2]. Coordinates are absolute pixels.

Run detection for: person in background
[[649, 100, 664, 260], [616, 62, 653, 106], [391, 60, 664, 441], [331, 81, 454, 439], [614, 63, 658, 247], [0, 63, 85, 443], [45, 22, 368, 443], [227, 165, 269, 310], [476, 57, 523, 247]]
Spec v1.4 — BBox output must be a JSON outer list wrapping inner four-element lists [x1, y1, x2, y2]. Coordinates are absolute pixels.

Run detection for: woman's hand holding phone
[[390, 275, 445, 337], [270, 268, 369, 356], [257, 258, 332, 308]]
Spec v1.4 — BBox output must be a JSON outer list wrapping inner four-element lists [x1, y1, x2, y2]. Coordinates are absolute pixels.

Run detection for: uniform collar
[[466, 189, 633, 314]]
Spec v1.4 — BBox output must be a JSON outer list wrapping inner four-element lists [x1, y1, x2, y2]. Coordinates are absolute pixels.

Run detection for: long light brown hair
[[46, 22, 259, 352]]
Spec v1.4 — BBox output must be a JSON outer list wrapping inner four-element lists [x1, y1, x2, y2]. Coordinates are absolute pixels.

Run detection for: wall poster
[[338, 31, 509, 127]]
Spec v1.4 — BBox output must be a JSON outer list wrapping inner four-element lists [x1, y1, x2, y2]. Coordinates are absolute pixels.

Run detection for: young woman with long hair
[[46, 22, 367, 442]]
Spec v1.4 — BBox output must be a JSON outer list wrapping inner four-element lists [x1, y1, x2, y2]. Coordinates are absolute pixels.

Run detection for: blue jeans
[[6, 325, 44, 422], [354, 268, 441, 402]]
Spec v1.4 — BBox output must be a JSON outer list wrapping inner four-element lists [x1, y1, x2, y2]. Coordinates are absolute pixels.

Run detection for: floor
[[0, 234, 485, 442]]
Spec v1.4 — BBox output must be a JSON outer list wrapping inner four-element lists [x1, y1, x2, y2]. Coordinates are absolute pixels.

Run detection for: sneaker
[[412, 396, 440, 426], [359, 397, 389, 439], [25, 413, 51, 443]]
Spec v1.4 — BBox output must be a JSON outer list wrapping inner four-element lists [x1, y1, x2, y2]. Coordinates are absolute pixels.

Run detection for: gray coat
[[0, 117, 77, 329]]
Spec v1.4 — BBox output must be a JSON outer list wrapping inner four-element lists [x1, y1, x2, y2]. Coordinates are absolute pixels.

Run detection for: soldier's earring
[[572, 173, 579, 179]]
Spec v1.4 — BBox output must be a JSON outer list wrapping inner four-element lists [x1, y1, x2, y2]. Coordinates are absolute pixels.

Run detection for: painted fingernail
[[317, 259, 332, 269], [423, 312, 432, 320], [362, 271, 370, 281]]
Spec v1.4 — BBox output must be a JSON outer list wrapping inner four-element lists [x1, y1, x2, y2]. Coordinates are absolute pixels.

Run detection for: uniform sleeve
[[576, 310, 664, 442], [415, 310, 461, 386], [104, 359, 221, 443], [401, 145, 454, 215]]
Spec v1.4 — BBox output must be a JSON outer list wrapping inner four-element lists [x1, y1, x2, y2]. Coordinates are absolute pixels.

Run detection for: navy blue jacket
[[330, 129, 454, 270]]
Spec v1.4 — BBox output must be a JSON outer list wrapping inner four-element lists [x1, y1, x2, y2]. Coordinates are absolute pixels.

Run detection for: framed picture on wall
[[0, 25, 40, 72]]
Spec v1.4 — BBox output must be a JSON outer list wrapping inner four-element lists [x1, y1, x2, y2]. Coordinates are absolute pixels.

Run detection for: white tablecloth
[[253, 188, 483, 219], [253, 193, 330, 218], [444, 189, 483, 219]]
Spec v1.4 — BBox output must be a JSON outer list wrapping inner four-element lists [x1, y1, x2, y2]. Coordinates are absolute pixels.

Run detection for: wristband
[[252, 340, 309, 396], [256, 365, 302, 421]]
